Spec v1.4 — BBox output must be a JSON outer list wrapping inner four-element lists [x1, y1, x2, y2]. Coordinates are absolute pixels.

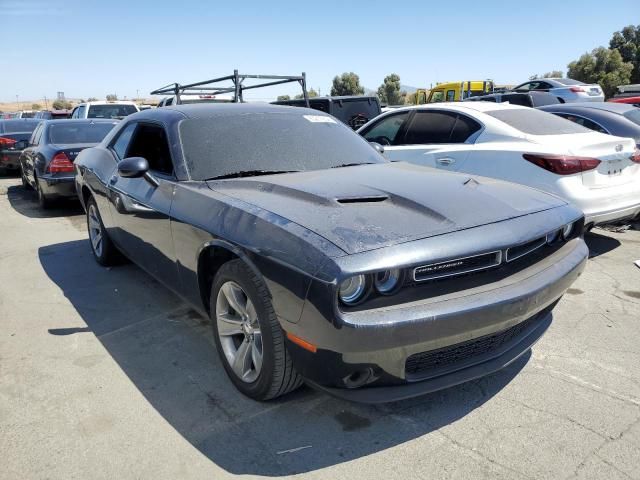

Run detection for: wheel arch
[[196, 240, 270, 315]]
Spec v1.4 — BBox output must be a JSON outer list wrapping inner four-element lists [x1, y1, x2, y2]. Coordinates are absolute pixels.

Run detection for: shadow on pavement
[[39, 239, 529, 477], [6, 184, 83, 219], [584, 230, 622, 258]]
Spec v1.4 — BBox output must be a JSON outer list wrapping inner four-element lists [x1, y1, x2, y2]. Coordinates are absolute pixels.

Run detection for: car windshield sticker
[[303, 115, 336, 124]]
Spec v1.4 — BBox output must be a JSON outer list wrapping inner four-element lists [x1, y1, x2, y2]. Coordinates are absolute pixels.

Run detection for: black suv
[[272, 96, 381, 130]]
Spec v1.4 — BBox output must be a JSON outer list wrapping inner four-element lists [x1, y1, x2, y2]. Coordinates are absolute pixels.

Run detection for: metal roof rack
[[150, 69, 310, 106]]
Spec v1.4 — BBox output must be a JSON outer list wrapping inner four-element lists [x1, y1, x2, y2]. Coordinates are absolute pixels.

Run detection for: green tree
[[567, 47, 633, 98], [276, 95, 291, 101], [609, 24, 640, 83], [294, 88, 319, 100], [52, 99, 72, 110], [330, 72, 364, 96], [377, 73, 405, 105], [31, 103, 42, 110], [106, 94, 118, 101]]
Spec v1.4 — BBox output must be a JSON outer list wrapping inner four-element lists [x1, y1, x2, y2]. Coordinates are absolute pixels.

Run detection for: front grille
[[405, 311, 545, 377], [413, 251, 501, 282], [505, 236, 546, 262]]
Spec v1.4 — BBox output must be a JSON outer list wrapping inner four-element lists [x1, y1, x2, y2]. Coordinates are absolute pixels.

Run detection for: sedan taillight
[[48, 152, 75, 173], [523, 153, 601, 175], [0, 137, 17, 147], [631, 147, 640, 164], [569, 87, 586, 93]]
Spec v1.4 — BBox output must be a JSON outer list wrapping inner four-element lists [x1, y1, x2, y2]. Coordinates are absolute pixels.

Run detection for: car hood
[[206, 162, 566, 255]]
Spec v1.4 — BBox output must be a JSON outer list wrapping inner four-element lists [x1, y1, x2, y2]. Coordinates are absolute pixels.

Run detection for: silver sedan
[[512, 78, 604, 103]]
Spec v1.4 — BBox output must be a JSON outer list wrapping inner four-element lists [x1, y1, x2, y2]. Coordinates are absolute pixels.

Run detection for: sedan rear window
[[49, 122, 117, 144], [623, 109, 640, 126], [0, 120, 39, 133], [179, 112, 385, 180], [87, 104, 138, 119], [553, 78, 584, 86], [486, 109, 591, 135]]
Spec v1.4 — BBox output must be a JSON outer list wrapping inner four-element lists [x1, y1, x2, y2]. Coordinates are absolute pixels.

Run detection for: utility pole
[[16, 94, 19, 110], [44, 95, 49, 109], [136, 89, 139, 103]]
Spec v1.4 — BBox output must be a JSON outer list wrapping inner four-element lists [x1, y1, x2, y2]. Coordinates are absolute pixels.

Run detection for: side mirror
[[118, 156, 159, 187], [369, 142, 385, 155], [118, 157, 149, 178]]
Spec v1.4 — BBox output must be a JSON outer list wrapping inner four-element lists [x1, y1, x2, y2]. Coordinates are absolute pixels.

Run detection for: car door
[[373, 110, 480, 170], [106, 121, 179, 289]]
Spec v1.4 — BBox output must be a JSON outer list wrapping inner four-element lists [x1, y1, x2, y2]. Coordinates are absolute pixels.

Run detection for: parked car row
[[3, 81, 637, 404]]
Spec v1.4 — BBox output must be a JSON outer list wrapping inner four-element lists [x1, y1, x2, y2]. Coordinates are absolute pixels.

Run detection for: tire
[[35, 177, 52, 209], [21, 167, 32, 190], [210, 259, 302, 400], [86, 196, 119, 266]]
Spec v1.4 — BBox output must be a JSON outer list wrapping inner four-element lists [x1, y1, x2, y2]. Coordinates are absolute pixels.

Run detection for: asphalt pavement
[[1, 176, 639, 480]]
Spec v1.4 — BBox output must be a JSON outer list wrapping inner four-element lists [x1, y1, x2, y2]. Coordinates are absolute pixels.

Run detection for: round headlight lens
[[374, 269, 402, 294], [562, 222, 574, 239], [339, 275, 367, 305]]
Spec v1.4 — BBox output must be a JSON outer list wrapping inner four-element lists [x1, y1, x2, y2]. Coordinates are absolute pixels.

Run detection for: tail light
[[0, 137, 17, 147], [569, 87, 586, 93], [523, 153, 601, 175], [48, 152, 75, 173], [631, 147, 640, 164]]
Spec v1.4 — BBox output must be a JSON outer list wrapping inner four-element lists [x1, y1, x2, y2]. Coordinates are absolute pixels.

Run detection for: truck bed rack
[[150, 70, 310, 106]]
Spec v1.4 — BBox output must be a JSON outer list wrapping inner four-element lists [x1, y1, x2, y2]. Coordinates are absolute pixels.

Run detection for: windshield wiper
[[206, 170, 299, 180], [330, 162, 376, 168]]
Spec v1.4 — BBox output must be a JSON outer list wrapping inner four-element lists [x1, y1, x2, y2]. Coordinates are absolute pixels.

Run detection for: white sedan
[[357, 102, 640, 227]]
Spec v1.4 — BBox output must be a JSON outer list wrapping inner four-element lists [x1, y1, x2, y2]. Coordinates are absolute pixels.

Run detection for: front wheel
[[86, 197, 119, 266], [211, 260, 302, 400]]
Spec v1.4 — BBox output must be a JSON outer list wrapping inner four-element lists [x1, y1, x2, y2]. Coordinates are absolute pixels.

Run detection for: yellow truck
[[415, 81, 495, 104]]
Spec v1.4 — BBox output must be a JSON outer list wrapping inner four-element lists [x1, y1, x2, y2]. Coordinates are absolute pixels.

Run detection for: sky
[[0, 0, 636, 103]]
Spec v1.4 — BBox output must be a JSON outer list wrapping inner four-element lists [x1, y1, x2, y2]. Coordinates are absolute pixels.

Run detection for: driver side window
[[111, 123, 137, 160], [362, 112, 409, 146]]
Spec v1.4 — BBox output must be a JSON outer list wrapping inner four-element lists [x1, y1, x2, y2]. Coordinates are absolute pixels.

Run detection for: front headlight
[[562, 222, 574, 239], [374, 268, 402, 294], [339, 275, 367, 305]]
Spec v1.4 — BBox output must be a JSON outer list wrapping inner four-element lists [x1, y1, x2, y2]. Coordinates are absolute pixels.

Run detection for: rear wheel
[[86, 197, 118, 266], [210, 260, 302, 400], [35, 177, 52, 209], [21, 167, 32, 190]]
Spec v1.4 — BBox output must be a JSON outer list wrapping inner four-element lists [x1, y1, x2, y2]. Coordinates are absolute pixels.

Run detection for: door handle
[[436, 157, 455, 166]]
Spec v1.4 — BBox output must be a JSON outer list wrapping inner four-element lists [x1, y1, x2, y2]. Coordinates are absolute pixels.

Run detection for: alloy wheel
[[215, 281, 263, 383], [88, 203, 104, 258]]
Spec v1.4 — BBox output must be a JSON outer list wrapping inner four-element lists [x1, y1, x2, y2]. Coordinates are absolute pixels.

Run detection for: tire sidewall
[[210, 261, 278, 399], [86, 198, 108, 265]]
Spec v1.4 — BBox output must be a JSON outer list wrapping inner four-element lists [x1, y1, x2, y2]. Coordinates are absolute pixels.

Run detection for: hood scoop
[[336, 195, 389, 204]]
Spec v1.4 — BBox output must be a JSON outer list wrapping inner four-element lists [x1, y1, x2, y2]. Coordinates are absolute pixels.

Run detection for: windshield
[[87, 104, 138, 119], [179, 112, 385, 180], [486, 108, 591, 135], [49, 122, 117, 144], [623, 109, 640, 127]]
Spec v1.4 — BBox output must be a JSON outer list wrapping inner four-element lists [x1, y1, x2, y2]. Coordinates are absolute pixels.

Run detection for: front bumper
[[37, 174, 76, 198], [287, 238, 588, 402]]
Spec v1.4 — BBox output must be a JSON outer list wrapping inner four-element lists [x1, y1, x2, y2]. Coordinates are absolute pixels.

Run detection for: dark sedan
[[538, 102, 640, 146], [0, 119, 40, 175], [20, 119, 117, 208], [74, 104, 588, 403]]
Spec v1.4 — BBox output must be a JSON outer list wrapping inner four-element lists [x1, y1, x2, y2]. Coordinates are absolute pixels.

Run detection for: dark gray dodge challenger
[[74, 103, 588, 403]]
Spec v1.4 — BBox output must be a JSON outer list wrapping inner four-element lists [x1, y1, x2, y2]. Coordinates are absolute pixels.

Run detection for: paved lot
[[1, 175, 639, 480]]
